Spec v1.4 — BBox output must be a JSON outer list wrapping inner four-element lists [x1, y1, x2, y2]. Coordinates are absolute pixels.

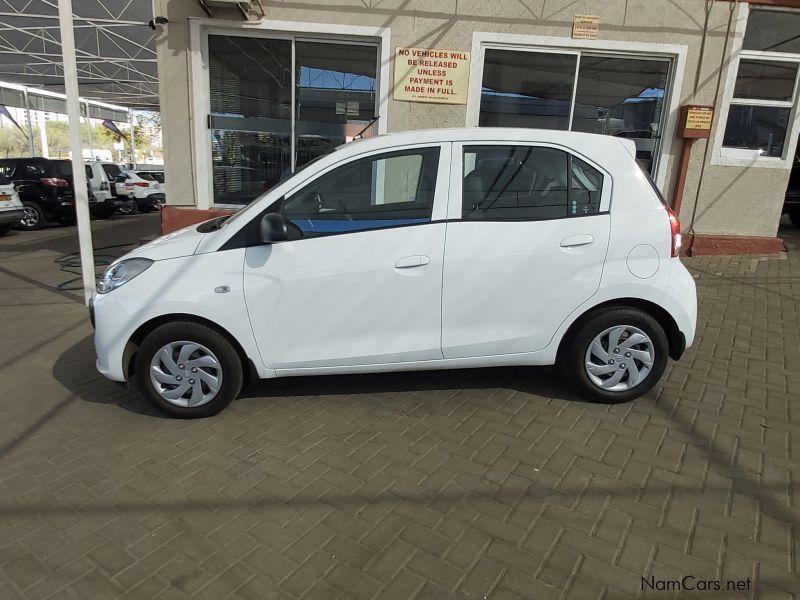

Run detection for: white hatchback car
[[92, 128, 697, 418]]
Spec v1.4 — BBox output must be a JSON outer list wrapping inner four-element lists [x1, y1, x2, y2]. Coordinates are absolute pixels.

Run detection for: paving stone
[[2, 213, 800, 599]]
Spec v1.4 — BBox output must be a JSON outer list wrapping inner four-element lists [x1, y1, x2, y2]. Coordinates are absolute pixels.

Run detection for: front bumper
[[0, 208, 25, 225]]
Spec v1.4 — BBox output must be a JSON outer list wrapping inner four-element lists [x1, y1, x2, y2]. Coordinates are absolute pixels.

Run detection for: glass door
[[478, 48, 671, 176], [207, 34, 379, 206]]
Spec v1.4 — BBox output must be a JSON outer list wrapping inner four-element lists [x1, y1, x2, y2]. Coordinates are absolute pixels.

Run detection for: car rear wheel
[[18, 201, 45, 230], [135, 321, 243, 418], [118, 199, 137, 215], [560, 307, 668, 403]]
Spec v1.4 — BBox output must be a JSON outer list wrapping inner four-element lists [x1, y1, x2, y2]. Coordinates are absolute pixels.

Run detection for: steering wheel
[[314, 192, 353, 221]]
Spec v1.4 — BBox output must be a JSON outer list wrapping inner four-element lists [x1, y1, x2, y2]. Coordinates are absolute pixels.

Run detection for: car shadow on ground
[[53, 334, 584, 418]]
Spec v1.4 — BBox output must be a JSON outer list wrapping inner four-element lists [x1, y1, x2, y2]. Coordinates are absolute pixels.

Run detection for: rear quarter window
[[102, 164, 123, 179]]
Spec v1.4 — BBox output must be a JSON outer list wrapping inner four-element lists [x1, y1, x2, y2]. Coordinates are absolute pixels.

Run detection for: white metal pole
[[38, 110, 49, 158], [58, 0, 95, 305], [129, 109, 136, 168], [85, 100, 94, 160], [22, 89, 35, 156]]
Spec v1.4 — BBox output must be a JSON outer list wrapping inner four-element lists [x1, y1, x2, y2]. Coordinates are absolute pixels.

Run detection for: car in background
[[93, 128, 697, 418], [0, 157, 111, 230], [114, 170, 165, 213], [136, 169, 164, 185], [86, 161, 130, 217], [0, 175, 25, 236], [784, 149, 799, 226]]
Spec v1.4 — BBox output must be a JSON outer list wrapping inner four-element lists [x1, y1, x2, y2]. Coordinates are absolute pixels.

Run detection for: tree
[[0, 126, 29, 157]]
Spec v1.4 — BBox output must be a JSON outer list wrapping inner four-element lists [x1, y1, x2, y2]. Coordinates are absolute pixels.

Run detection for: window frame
[[189, 20, 392, 210], [255, 142, 452, 241], [447, 141, 612, 222], [713, 3, 800, 167], [466, 33, 688, 192]]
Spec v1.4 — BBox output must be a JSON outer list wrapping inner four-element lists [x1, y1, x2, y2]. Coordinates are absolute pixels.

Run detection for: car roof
[[341, 127, 636, 160]]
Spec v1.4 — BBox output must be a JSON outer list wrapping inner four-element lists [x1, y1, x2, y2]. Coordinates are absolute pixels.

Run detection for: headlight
[[97, 258, 153, 294]]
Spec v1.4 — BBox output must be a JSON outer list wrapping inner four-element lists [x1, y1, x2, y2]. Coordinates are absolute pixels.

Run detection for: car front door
[[441, 142, 612, 358], [244, 143, 450, 370]]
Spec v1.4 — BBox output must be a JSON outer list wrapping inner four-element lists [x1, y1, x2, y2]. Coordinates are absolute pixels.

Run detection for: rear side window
[[85, 165, 94, 179], [462, 145, 604, 220], [25, 162, 47, 177], [136, 172, 156, 181]]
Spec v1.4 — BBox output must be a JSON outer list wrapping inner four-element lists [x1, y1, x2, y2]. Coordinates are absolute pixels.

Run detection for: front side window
[[462, 145, 603, 221], [280, 147, 439, 238], [722, 9, 800, 158]]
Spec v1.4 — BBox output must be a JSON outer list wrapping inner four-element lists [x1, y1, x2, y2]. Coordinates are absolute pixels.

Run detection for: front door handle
[[560, 234, 594, 248], [395, 255, 430, 268]]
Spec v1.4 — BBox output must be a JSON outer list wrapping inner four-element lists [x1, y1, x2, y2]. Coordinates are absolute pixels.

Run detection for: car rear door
[[441, 141, 612, 358]]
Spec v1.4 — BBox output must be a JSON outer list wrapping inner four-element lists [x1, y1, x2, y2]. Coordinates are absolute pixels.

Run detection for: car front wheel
[[560, 307, 668, 403], [135, 321, 243, 418]]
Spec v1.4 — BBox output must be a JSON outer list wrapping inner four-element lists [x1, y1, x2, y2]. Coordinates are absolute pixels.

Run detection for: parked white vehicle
[[85, 161, 127, 217], [114, 171, 165, 213], [92, 128, 697, 418], [0, 177, 25, 236]]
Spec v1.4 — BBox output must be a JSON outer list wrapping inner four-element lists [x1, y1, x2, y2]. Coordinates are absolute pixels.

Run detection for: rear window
[[51, 160, 73, 178], [135, 172, 156, 181], [102, 164, 123, 179]]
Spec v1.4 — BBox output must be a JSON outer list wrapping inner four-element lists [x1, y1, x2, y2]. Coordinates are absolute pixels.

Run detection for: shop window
[[478, 50, 670, 175], [207, 35, 378, 206], [280, 148, 439, 237], [462, 145, 602, 221], [722, 9, 800, 158]]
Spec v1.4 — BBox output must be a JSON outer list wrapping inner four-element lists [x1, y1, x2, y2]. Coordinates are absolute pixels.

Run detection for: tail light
[[133, 181, 149, 187], [41, 177, 69, 188], [666, 206, 682, 257]]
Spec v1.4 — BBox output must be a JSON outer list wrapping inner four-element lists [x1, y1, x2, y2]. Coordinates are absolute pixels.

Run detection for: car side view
[[92, 128, 697, 418]]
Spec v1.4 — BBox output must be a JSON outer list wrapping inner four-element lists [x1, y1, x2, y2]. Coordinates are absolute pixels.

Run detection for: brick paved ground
[[0, 214, 798, 599]]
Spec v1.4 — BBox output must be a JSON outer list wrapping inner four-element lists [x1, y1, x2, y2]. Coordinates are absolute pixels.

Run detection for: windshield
[[221, 155, 325, 229]]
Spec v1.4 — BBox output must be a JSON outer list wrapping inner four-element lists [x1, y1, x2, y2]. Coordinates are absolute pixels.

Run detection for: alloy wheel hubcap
[[584, 325, 654, 391], [149, 341, 222, 407], [22, 207, 39, 227]]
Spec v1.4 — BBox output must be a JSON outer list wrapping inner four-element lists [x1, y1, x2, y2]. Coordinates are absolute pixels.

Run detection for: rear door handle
[[560, 234, 594, 248], [395, 255, 430, 268]]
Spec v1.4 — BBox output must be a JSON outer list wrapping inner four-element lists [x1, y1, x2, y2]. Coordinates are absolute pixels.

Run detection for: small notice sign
[[573, 15, 600, 39], [685, 107, 713, 130], [678, 105, 714, 138], [393, 47, 471, 104]]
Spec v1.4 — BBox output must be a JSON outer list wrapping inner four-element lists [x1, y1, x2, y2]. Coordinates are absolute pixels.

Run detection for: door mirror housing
[[259, 212, 288, 244]]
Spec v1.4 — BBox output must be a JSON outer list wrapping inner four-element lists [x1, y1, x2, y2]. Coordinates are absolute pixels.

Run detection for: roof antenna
[[353, 116, 379, 141]]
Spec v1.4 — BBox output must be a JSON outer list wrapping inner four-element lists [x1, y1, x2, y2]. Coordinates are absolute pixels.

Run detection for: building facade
[[153, 0, 800, 253]]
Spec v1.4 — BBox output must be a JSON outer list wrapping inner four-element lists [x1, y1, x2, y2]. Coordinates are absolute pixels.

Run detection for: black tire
[[118, 199, 137, 215], [559, 307, 669, 404], [0, 223, 10, 236], [17, 200, 45, 230], [135, 321, 243, 418], [789, 208, 800, 227], [93, 204, 114, 220]]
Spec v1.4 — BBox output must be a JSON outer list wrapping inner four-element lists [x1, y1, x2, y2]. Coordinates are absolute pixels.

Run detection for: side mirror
[[259, 212, 288, 244]]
